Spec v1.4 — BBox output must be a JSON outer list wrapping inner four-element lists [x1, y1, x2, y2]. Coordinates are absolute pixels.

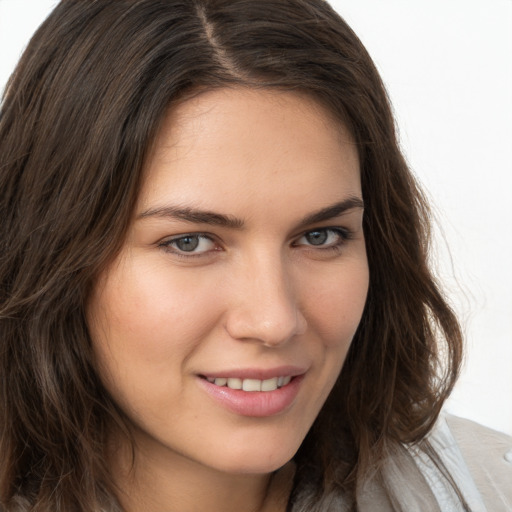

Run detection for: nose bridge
[[225, 248, 306, 346]]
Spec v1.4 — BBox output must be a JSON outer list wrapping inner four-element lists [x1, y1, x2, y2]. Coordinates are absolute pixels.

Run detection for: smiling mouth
[[202, 376, 292, 392]]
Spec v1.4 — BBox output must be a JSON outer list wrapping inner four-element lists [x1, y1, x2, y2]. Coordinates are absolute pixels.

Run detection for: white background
[[1, 0, 511, 435]]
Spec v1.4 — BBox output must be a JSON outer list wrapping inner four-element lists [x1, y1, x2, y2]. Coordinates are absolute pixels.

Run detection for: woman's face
[[87, 88, 369, 476]]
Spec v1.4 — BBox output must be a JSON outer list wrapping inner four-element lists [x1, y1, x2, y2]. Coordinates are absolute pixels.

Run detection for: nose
[[224, 252, 307, 347]]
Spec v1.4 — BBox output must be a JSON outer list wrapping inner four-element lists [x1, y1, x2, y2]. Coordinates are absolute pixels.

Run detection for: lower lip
[[198, 375, 304, 417]]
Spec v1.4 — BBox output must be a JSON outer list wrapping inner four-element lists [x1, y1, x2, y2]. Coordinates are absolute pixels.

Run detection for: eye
[[295, 228, 349, 249], [159, 234, 217, 256]]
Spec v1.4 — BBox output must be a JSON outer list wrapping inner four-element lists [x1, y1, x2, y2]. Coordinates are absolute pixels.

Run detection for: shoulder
[[443, 414, 512, 511], [421, 414, 512, 511]]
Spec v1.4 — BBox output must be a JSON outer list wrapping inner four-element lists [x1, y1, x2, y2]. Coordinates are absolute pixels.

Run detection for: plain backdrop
[[1, 0, 511, 436]]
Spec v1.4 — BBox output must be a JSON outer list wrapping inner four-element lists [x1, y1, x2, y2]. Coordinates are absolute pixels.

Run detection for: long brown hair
[[0, 1, 463, 510]]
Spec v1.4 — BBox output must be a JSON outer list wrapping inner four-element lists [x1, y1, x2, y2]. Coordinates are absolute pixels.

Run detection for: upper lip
[[199, 365, 307, 381]]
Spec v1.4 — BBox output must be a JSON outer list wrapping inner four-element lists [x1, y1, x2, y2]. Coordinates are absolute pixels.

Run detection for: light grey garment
[[445, 415, 512, 512], [410, 414, 488, 511], [393, 414, 512, 511], [291, 413, 512, 511]]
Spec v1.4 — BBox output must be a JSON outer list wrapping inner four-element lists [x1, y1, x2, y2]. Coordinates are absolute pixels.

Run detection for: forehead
[[138, 87, 361, 220]]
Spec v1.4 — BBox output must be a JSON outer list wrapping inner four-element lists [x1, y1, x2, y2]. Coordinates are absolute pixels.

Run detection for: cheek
[[86, 259, 225, 394], [304, 262, 369, 348], [91, 260, 218, 342]]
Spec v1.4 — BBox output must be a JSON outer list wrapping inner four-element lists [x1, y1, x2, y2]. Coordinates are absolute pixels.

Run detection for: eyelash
[[158, 227, 352, 259]]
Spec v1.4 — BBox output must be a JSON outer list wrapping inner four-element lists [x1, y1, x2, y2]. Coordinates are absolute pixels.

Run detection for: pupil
[[306, 230, 327, 245], [176, 236, 199, 251]]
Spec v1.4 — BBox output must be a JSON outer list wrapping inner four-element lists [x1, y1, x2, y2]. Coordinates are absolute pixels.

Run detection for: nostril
[[224, 308, 305, 347]]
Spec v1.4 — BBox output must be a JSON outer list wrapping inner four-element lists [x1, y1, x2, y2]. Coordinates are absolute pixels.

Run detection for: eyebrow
[[137, 196, 364, 229], [137, 205, 244, 228], [299, 196, 364, 226]]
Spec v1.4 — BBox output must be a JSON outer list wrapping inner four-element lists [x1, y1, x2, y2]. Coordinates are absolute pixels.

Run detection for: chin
[[217, 456, 293, 476], [208, 436, 301, 475]]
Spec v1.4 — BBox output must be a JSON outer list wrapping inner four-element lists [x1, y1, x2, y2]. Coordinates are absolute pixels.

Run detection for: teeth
[[261, 377, 278, 391], [242, 379, 261, 392], [207, 376, 291, 392], [227, 378, 242, 389]]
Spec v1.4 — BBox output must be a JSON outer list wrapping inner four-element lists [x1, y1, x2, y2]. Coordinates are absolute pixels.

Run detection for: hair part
[[0, 1, 463, 510]]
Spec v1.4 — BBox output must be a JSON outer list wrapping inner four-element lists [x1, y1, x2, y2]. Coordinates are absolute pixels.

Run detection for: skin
[[87, 88, 369, 512]]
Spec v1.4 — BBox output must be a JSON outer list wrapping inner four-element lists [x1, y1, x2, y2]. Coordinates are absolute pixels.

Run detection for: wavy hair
[[0, 0, 463, 510]]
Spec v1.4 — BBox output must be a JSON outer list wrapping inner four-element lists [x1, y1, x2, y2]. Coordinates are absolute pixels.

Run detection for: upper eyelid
[[158, 233, 217, 249], [296, 226, 350, 238], [294, 227, 349, 242], [159, 232, 216, 244], [159, 226, 349, 242]]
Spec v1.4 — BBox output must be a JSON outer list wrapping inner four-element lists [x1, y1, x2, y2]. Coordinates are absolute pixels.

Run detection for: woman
[[0, 1, 510, 511]]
